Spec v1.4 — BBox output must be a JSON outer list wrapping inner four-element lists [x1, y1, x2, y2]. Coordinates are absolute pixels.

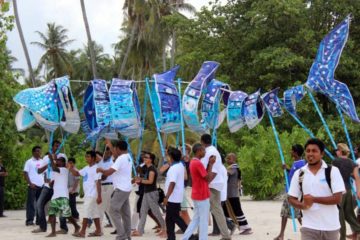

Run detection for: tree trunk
[[119, 15, 139, 77], [162, 46, 167, 71], [170, 31, 176, 67], [13, 0, 36, 87], [80, 0, 97, 79]]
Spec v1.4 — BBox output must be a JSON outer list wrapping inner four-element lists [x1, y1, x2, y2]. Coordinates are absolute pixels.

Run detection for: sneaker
[[26, 222, 34, 226], [32, 228, 46, 233]]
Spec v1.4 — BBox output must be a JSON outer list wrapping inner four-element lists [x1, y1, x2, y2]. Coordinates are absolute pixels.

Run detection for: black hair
[[200, 134, 212, 145], [86, 150, 96, 159], [149, 152, 156, 164], [95, 151, 103, 156], [192, 143, 203, 154], [292, 144, 304, 156], [52, 140, 61, 147], [304, 138, 325, 153], [32, 146, 41, 153], [68, 157, 76, 164], [114, 140, 128, 151], [168, 147, 182, 162], [57, 157, 66, 165]]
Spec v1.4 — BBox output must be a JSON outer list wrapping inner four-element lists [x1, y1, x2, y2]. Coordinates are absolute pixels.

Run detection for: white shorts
[[83, 197, 101, 219]]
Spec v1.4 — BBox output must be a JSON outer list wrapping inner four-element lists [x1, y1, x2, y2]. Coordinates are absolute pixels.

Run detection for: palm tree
[[12, 0, 36, 86], [31, 23, 74, 79], [80, 0, 97, 79]]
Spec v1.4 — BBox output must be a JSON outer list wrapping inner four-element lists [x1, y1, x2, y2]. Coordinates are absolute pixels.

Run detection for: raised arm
[[67, 162, 80, 177]]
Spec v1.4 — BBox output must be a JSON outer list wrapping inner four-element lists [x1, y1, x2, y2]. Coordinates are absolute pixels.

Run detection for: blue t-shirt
[[288, 159, 306, 184]]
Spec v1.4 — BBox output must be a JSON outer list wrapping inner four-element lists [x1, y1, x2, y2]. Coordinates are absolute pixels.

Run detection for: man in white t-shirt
[[163, 147, 188, 240], [97, 140, 133, 240], [69, 150, 102, 237], [200, 134, 231, 240], [288, 138, 345, 240], [46, 155, 80, 237], [97, 147, 114, 227], [23, 145, 43, 226], [32, 140, 68, 233]]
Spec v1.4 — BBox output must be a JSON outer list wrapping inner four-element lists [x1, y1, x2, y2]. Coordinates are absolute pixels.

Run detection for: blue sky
[[6, 0, 215, 77]]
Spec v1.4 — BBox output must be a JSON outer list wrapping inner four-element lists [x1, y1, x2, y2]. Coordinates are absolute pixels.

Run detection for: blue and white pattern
[[201, 79, 230, 130], [305, 15, 358, 122], [227, 91, 248, 133], [15, 107, 36, 131], [109, 79, 142, 138], [261, 88, 283, 117], [83, 80, 112, 139], [182, 61, 220, 133], [243, 90, 265, 129], [151, 66, 181, 134], [13, 76, 80, 133], [283, 85, 306, 116]]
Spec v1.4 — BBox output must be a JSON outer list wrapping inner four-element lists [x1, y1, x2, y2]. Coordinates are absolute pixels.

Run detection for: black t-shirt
[[332, 158, 357, 190], [0, 164, 6, 187], [143, 165, 157, 193]]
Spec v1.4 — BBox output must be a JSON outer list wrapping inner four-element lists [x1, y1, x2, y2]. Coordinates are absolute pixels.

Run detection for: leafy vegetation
[[2, 0, 360, 207]]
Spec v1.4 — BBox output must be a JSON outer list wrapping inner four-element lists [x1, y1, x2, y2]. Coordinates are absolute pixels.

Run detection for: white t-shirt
[[111, 153, 132, 192], [201, 145, 224, 191], [98, 157, 113, 184], [165, 162, 185, 203], [288, 161, 345, 231], [79, 164, 101, 198], [23, 157, 44, 187], [41, 153, 67, 188], [51, 168, 69, 199], [220, 165, 228, 202]]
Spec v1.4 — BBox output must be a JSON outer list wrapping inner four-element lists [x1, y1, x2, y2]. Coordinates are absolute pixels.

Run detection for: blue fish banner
[[13, 76, 80, 133], [109, 79, 142, 138], [201, 79, 230, 130], [243, 90, 265, 129], [151, 66, 181, 134], [261, 88, 283, 118], [183, 61, 220, 133], [83, 80, 112, 139], [283, 85, 306, 116], [227, 90, 248, 133]]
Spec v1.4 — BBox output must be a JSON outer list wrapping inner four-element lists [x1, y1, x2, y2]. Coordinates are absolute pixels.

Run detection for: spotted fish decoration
[[182, 61, 220, 133], [243, 90, 265, 129], [13, 76, 80, 133], [109, 79, 142, 138], [201, 79, 230, 131], [306, 15, 358, 122], [283, 85, 306, 116], [227, 91, 248, 133], [150, 66, 181, 134], [261, 88, 283, 118], [83, 80, 112, 139]]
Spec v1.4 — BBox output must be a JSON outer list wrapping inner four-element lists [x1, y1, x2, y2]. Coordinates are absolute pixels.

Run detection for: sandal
[[72, 232, 85, 238], [88, 232, 103, 237], [240, 228, 253, 235], [131, 231, 142, 237]]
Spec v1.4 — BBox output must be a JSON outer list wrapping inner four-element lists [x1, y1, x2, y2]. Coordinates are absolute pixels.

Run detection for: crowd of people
[[17, 133, 252, 239], [1, 135, 360, 240]]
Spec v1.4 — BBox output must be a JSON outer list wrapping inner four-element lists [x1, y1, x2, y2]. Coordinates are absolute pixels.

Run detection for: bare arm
[[38, 164, 48, 174], [312, 192, 343, 205], [353, 167, 360, 199], [159, 163, 170, 174], [0, 172, 8, 177], [163, 182, 176, 206], [97, 167, 116, 177], [96, 180, 102, 204], [205, 162, 216, 182], [68, 165, 80, 177], [288, 195, 309, 210], [23, 172, 35, 188], [49, 154, 60, 173], [140, 170, 155, 185]]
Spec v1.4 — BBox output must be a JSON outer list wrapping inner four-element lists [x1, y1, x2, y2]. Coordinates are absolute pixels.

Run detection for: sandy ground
[[0, 189, 301, 240]]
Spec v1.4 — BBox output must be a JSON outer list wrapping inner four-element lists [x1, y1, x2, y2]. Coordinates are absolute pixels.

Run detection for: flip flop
[[240, 228, 253, 235], [72, 232, 85, 238], [88, 232, 103, 237]]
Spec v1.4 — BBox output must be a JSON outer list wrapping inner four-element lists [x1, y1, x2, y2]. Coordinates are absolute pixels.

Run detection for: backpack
[[299, 165, 332, 201]]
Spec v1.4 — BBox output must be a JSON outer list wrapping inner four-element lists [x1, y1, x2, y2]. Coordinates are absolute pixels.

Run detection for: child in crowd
[[68, 151, 102, 237]]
